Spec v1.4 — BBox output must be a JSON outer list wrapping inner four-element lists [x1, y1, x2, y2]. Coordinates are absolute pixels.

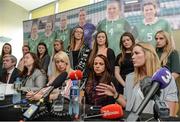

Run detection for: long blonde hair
[[134, 42, 160, 85], [155, 30, 175, 66], [52, 51, 72, 78]]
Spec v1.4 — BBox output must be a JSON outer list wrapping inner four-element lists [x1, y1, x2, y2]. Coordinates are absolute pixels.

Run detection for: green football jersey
[[28, 36, 41, 53], [97, 18, 131, 56], [56, 28, 70, 51], [136, 18, 172, 47], [41, 32, 56, 56]]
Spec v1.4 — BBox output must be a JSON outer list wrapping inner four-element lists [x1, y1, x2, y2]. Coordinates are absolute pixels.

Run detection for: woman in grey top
[[96, 42, 178, 116], [20, 52, 47, 93]]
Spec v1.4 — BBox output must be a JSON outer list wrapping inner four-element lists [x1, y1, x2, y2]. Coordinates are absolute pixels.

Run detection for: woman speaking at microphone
[[26, 51, 73, 101], [96, 42, 178, 116], [85, 54, 120, 106]]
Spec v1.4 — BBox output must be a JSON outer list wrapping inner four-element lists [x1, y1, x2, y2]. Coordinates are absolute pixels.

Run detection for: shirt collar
[[143, 17, 158, 25], [7, 67, 15, 74]]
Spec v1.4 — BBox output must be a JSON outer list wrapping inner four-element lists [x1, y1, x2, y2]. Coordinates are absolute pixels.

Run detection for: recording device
[[23, 72, 68, 120], [52, 82, 66, 112], [126, 67, 172, 121], [85, 104, 124, 119], [140, 77, 170, 119], [153, 95, 169, 119]]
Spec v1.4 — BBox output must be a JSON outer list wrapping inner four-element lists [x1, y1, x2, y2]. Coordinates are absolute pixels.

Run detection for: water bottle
[[12, 77, 22, 106], [69, 80, 80, 118]]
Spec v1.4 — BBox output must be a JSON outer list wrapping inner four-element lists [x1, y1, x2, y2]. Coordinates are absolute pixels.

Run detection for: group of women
[[0, 25, 180, 117]]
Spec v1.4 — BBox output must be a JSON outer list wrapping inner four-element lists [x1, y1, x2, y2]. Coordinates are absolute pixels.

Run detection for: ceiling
[[10, 0, 56, 11]]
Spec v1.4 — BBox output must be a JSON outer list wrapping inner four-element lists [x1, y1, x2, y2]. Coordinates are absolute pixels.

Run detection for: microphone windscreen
[[75, 70, 83, 80], [69, 71, 76, 80], [100, 104, 124, 119], [51, 72, 68, 88], [140, 77, 152, 96], [152, 67, 172, 89]]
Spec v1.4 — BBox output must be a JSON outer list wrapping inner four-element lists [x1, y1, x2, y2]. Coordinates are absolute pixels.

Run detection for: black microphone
[[49, 72, 68, 88], [126, 67, 172, 121], [23, 72, 68, 120]]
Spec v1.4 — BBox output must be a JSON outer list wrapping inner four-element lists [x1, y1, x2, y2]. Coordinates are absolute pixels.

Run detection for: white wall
[[0, 0, 29, 62]]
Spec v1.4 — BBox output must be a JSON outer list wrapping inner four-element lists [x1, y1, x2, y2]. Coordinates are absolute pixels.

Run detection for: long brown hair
[[1, 43, 12, 59], [20, 52, 40, 77], [86, 54, 112, 94], [119, 32, 135, 65], [69, 26, 84, 51], [88, 31, 108, 68]]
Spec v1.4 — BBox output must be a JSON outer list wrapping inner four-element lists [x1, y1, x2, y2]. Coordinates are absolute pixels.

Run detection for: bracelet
[[114, 93, 119, 101]]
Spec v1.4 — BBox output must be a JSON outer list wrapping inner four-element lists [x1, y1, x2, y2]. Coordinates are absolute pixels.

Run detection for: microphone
[[85, 104, 124, 119], [49, 72, 68, 88], [126, 67, 172, 121], [69, 70, 83, 80], [23, 72, 68, 120]]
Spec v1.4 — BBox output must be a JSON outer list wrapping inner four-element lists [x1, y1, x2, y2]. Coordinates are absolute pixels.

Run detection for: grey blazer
[[124, 72, 178, 114], [22, 69, 47, 91]]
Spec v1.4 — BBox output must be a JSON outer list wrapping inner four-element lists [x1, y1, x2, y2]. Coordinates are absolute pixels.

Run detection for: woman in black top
[[155, 30, 180, 79], [85, 54, 119, 106], [115, 32, 135, 94], [37, 42, 50, 73], [0, 43, 12, 78], [67, 26, 90, 71], [87, 31, 115, 74]]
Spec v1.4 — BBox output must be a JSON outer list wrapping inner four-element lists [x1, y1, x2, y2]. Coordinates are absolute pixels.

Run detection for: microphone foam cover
[[152, 67, 172, 89], [69, 71, 76, 80], [75, 70, 83, 80], [100, 104, 124, 119]]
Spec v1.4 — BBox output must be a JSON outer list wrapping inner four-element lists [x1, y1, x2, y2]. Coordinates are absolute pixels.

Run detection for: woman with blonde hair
[[155, 30, 180, 116], [155, 30, 180, 79], [26, 51, 73, 101], [96, 42, 178, 116]]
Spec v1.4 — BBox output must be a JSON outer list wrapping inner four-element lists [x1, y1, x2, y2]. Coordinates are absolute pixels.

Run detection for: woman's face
[[143, 4, 156, 20], [155, 33, 167, 48], [54, 42, 62, 52], [55, 58, 67, 72], [132, 46, 145, 67], [24, 53, 34, 67], [93, 57, 105, 75], [97, 32, 106, 46], [45, 22, 53, 32], [79, 11, 86, 24], [74, 28, 83, 40], [122, 36, 133, 49], [3, 45, 11, 54], [38, 45, 46, 55], [22, 47, 30, 55], [107, 3, 120, 19], [31, 25, 38, 34]]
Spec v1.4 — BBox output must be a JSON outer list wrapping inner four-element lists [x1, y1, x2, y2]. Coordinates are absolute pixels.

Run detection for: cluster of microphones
[[21, 67, 172, 120]]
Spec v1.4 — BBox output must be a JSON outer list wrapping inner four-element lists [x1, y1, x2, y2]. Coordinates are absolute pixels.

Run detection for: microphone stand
[[153, 95, 169, 120]]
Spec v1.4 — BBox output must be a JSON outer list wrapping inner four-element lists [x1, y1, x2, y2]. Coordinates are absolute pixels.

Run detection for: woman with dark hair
[[67, 26, 90, 71], [87, 31, 115, 74], [115, 32, 135, 94], [0, 43, 12, 78], [17, 45, 30, 71], [37, 42, 50, 73], [85, 54, 119, 106], [20, 52, 46, 92]]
